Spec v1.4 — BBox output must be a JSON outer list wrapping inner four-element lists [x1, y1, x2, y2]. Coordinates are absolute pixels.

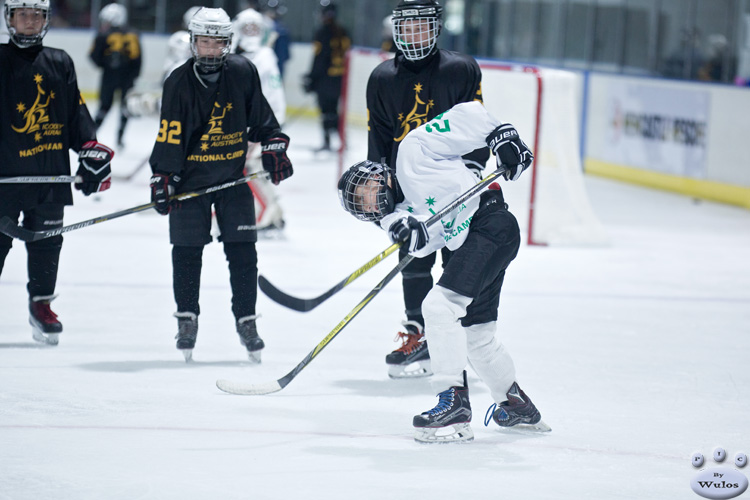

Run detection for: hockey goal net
[[339, 47, 608, 246]]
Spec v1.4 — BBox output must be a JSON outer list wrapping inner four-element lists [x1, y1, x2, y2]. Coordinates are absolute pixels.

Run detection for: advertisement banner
[[603, 81, 710, 178]]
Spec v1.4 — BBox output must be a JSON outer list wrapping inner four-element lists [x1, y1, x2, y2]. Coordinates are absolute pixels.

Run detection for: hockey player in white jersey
[[233, 7, 286, 235], [338, 101, 548, 443]]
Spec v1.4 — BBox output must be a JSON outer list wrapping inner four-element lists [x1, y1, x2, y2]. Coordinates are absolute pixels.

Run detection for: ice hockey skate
[[487, 381, 551, 433], [413, 371, 473, 443], [29, 295, 62, 346], [174, 312, 198, 362], [386, 321, 432, 378], [237, 316, 264, 363]]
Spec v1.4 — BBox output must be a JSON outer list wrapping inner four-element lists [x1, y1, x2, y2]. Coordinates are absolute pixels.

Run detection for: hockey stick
[[258, 242, 401, 312], [0, 175, 82, 183], [217, 253, 415, 395], [112, 156, 149, 181], [216, 166, 510, 396], [0, 171, 269, 242], [258, 165, 511, 312]]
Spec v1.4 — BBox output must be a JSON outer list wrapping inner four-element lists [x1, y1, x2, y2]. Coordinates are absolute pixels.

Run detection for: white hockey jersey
[[242, 47, 286, 125], [380, 101, 502, 258]]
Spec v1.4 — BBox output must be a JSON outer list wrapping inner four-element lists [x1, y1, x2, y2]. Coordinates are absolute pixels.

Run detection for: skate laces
[[425, 388, 455, 416], [484, 403, 497, 427], [393, 331, 424, 354]]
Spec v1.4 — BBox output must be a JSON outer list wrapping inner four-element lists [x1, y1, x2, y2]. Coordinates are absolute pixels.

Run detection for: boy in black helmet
[[367, 0, 489, 379]]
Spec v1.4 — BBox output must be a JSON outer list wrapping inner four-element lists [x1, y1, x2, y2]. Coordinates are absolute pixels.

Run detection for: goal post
[[339, 47, 608, 247]]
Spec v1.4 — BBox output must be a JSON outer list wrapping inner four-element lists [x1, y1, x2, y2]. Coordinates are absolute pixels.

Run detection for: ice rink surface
[[1, 111, 749, 500]]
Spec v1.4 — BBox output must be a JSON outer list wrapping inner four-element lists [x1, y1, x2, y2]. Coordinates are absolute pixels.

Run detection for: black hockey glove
[[388, 216, 429, 253], [486, 123, 533, 181], [150, 173, 180, 215], [261, 133, 293, 185], [302, 74, 314, 93], [75, 141, 114, 195]]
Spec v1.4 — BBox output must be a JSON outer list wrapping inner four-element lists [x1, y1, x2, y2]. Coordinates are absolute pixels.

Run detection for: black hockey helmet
[[338, 161, 398, 222], [392, 0, 443, 61]]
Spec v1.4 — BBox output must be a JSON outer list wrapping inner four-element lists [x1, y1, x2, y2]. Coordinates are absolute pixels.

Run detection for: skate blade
[[388, 360, 432, 379], [497, 419, 552, 434], [414, 423, 474, 444], [31, 328, 59, 346], [180, 349, 193, 362], [247, 350, 262, 364]]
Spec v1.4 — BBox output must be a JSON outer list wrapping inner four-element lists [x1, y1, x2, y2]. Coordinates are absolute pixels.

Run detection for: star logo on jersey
[[12, 73, 53, 135], [394, 82, 434, 142], [205, 101, 232, 135]]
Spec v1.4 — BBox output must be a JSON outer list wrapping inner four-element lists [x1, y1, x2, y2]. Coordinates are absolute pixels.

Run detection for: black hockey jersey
[[308, 23, 350, 89], [366, 49, 488, 169], [0, 43, 97, 208], [89, 26, 141, 79], [149, 54, 281, 193]]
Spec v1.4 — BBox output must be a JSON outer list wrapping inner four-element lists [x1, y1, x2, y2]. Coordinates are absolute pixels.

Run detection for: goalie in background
[[233, 7, 287, 236], [1, 0, 114, 345], [338, 101, 547, 443], [89, 3, 141, 148]]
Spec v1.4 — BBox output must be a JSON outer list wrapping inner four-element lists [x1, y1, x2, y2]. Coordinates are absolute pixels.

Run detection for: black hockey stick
[[217, 253, 415, 395], [0, 171, 269, 242], [215, 166, 510, 396], [112, 156, 149, 181], [258, 242, 401, 312], [258, 165, 511, 312], [0, 175, 82, 183]]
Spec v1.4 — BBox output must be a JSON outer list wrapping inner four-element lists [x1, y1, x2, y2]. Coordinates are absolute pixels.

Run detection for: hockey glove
[[302, 74, 314, 93], [150, 173, 180, 215], [486, 123, 534, 181], [261, 133, 293, 185], [75, 141, 114, 195], [388, 216, 429, 253]]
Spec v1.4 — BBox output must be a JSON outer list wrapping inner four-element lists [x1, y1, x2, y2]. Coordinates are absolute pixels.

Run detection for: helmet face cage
[[234, 9, 268, 55], [189, 8, 233, 72], [338, 161, 396, 222], [4, 0, 50, 48], [392, 3, 442, 61]]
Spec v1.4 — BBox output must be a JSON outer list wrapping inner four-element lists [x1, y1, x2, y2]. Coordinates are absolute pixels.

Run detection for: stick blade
[[258, 275, 319, 312], [0, 217, 35, 241], [216, 378, 283, 395]]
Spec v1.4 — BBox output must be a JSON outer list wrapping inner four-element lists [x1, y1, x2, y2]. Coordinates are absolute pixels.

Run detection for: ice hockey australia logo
[[394, 83, 434, 142], [13, 74, 53, 137], [13, 74, 66, 158], [203, 101, 231, 138]]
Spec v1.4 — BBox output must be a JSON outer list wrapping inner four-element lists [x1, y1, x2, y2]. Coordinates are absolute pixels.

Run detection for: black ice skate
[[174, 312, 198, 362], [489, 382, 551, 433], [413, 371, 473, 443], [29, 295, 62, 346], [386, 321, 432, 379], [237, 316, 264, 363]]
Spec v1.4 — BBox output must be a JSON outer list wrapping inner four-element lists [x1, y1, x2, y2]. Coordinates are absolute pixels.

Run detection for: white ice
[[1, 111, 749, 500]]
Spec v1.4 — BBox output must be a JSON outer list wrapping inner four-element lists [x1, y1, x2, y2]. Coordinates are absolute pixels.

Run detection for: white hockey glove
[[388, 216, 429, 253], [486, 123, 533, 181]]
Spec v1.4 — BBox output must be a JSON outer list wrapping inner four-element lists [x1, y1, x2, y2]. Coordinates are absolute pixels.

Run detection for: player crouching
[[338, 101, 548, 443]]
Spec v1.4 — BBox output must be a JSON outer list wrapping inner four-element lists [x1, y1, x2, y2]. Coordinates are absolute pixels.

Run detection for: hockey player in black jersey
[[89, 3, 141, 148], [148, 7, 293, 363], [0, 0, 114, 345], [303, 1, 350, 152], [366, 0, 489, 379]]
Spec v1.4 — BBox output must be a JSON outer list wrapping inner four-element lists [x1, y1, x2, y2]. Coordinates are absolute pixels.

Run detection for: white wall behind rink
[[45, 28, 750, 208]]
